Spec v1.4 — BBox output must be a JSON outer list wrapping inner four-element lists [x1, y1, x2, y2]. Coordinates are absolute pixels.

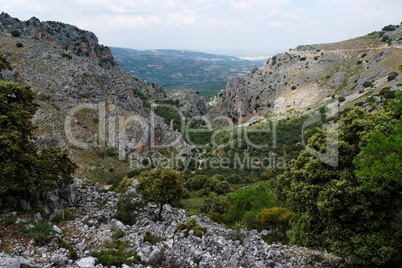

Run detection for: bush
[[18, 221, 56, 246], [201, 192, 229, 214], [256, 207, 296, 232], [144, 231, 165, 245], [177, 218, 206, 238], [382, 25, 396, 32], [114, 176, 136, 193], [227, 174, 241, 183], [388, 72, 398, 81], [92, 239, 141, 266], [115, 192, 146, 225], [291, 86, 297, 90], [338, 96, 346, 102], [61, 52, 72, 59], [106, 147, 117, 157], [10, 29, 20, 37], [363, 81, 373, 88], [299, 56, 307, 61], [16, 42, 23, 48]]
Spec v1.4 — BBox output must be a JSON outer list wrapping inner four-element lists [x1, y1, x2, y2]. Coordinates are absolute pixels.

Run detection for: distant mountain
[[111, 47, 265, 99]]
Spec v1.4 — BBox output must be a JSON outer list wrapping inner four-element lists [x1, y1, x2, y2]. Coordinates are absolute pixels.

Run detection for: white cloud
[[167, 10, 197, 26], [268, 21, 283, 27], [110, 15, 160, 28]]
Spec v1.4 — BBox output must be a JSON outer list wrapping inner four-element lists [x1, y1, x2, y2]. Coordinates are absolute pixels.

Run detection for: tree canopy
[[277, 94, 402, 266], [136, 168, 187, 220]]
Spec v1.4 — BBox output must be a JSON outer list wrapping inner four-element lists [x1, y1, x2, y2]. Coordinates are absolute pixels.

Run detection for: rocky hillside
[[208, 24, 402, 123], [0, 13, 191, 169], [0, 181, 344, 268]]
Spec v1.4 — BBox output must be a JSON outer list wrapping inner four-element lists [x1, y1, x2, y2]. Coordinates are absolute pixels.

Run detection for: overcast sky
[[1, 0, 401, 55]]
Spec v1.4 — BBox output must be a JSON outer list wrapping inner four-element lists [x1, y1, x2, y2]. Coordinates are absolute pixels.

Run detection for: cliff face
[[0, 13, 190, 160], [208, 27, 402, 123]]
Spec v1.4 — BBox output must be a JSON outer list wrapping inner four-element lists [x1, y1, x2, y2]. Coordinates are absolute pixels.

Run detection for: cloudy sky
[[1, 0, 401, 55]]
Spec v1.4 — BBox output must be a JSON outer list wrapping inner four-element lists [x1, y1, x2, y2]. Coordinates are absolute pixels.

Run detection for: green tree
[[137, 168, 187, 221], [0, 77, 76, 197], [277, 105, 402, 266], [36, 147, 77, 191], [200, 192, 229, 214], [0, 81, 40, 193], [256, 207, 296, 235], [354, 91, 402, 188]]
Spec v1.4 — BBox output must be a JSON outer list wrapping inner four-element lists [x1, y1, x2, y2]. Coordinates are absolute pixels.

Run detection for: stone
[[53, 225, 63, 234], [49, 253, 68, 266], [74, 256, 97, 268], [34, 212, 43, 222]]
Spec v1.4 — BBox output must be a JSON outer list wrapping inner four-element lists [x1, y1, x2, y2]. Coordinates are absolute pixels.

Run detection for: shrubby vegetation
[[276, 92, 402, 266]]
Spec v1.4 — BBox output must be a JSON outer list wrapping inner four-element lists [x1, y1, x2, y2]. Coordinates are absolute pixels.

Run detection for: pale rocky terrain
[[0, 181, 344, 268], [208, 27, 402, 123]]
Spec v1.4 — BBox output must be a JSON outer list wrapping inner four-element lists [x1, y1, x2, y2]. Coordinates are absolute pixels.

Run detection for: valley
[[0, 12, 401, 267]]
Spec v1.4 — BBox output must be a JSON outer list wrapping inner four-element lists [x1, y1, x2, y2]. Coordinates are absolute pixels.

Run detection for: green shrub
[[227, 174, 241, 183], [291, 86, 297, 90], [106, 147, 117, 157], [382, 24, 396, 32], [338, 96, 346, 102], [271, 56, 277, 66], [387, 72, 398, 81], [115, 192, 146, 225], [10, 29, 20, 37], [18, 221, 56, 246], [177, 218, 206, 237], [144, 231, 165, 245], [61, 52, 72, 59], [201, 192, 229, 214], [16, 42, 23, 48], [299, 56, 307, 61], [114, 176, 136, 193], [363, 81, 373, 88], [92, 239, 141, 266]]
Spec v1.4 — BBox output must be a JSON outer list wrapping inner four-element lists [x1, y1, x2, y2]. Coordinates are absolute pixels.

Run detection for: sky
[[1, 0, 401, 56]]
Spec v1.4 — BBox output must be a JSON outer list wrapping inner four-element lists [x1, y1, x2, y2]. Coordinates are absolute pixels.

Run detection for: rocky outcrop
[[1, 183, 344, 268], [168, 89, 208, 118]]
